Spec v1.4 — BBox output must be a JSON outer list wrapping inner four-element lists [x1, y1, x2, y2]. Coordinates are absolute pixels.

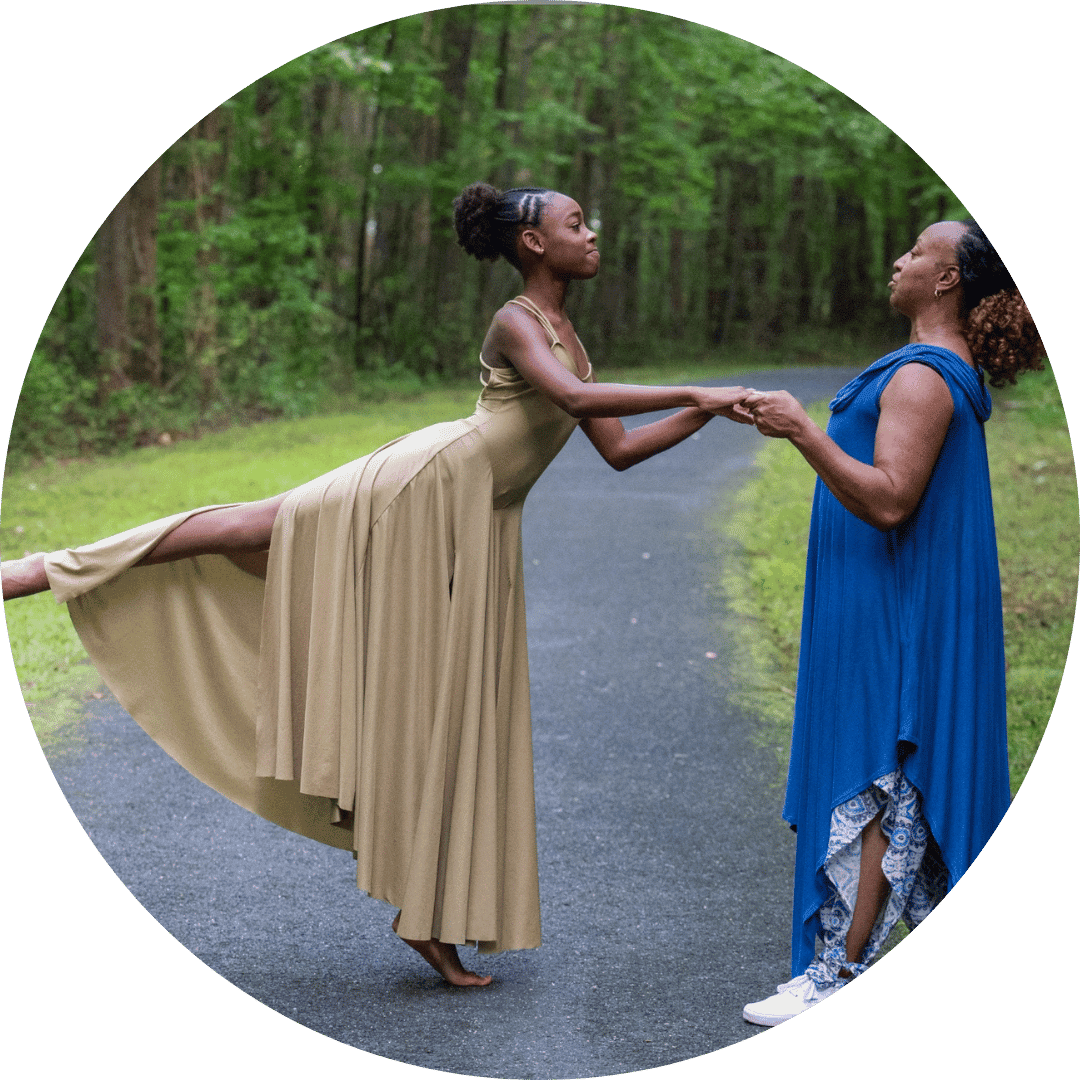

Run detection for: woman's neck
[[907, 309, 973, 365]]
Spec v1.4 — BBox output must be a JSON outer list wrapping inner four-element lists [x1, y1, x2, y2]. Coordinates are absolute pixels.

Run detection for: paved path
[[44, 367, 858, 1079]]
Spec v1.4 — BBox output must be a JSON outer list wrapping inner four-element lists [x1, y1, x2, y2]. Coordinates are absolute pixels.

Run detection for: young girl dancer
[[4, 181, 753, 986]]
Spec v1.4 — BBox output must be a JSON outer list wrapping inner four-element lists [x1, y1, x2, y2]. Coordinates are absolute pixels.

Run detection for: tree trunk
[[95, 159, 162, 396], [719, 163, 759, 349], [355, 24, 396, 367], [426, 4, 479, 374], [187, 109, 226, 406], [832, 191, 870, 325], [478, 3, 522, 331], [705, 159, 730, 344], [668, 227, 684, 337], [775, 173, 808, 341]]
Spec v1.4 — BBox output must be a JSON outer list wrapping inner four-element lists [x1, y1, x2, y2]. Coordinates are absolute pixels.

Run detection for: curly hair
[[957, 219, 1045, 387], [452, 182, 553, 271]]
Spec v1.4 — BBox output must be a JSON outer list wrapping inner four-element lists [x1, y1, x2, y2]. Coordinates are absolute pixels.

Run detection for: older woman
[[740, 219, 1044, 1025]]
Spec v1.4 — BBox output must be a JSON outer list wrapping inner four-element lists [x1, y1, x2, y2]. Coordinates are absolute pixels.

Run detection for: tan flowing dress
[[45, 297, 590, 953]]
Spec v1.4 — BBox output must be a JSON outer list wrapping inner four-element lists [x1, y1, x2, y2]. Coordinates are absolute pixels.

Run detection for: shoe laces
[[777, 961, 851, 1001], [774, 973, 817, 1000]]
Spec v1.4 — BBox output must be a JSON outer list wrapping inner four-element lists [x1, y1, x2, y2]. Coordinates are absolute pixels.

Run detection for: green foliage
[[11, 6, 964, 462], [9, 352, 94, 461]]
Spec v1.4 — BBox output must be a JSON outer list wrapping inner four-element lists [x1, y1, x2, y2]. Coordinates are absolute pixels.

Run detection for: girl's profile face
[[530, 193, 600, 279]]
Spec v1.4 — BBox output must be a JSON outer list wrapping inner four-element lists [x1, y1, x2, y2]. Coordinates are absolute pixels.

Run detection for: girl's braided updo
[[453, 182, 554, 271], [957, 219, 1045, 387]]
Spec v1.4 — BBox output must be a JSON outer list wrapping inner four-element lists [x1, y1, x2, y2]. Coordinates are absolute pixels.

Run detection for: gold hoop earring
[[934, 288, 942, 299]]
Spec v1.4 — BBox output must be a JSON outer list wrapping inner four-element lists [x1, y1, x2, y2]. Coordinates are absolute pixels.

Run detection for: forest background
[[11, 3, 965, 465]]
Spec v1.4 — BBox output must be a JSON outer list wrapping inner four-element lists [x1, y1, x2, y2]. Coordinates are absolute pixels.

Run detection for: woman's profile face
[[888, 221, 965, 317], [532, 193, 600, 279]]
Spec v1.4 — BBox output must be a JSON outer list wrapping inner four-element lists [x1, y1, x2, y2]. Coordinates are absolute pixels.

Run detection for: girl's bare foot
[[2, 553, 49, 600], [392, 913, 492, 987]]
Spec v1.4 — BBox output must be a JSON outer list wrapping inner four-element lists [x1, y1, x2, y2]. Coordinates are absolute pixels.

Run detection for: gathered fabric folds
[[45, 296, 588, 955], [257, 419, 538, 950]]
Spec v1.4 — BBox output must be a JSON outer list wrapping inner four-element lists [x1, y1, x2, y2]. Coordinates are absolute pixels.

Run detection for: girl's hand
[[695, 386, 757, 425], [740, 390, 812, 438]]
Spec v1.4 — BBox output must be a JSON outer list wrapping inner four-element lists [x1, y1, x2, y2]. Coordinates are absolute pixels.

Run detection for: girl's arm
[[579, 408, 751, 472], [743, 363, 954, 530], [485, 305, 748, 419]]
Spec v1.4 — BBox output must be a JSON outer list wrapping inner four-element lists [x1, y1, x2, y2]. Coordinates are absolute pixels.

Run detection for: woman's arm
[[743, 363, 954, 530], [485, 305, 747, 418]]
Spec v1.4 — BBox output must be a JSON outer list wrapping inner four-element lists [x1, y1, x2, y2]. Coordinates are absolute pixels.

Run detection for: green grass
[[987, 373, 1079, 789], [3, 359, 767, 747], [715, 366, 1079, 798]]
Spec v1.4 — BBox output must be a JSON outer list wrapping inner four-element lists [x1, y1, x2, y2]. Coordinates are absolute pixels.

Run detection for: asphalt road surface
[[43, 366, 859, 1079]]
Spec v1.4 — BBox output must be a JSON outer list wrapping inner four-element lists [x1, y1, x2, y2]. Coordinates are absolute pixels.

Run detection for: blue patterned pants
[[804, 769, 948, 989]]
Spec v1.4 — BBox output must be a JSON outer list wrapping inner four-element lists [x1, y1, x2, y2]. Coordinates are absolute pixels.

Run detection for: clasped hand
[[695, 386, 757, 425], [734, 389, 808, 438], [696, 387, 810, 437]]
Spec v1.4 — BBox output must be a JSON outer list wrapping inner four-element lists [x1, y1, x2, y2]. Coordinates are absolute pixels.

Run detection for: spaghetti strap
[[506, 295, 560, 346], [506, 295, 592, 382]]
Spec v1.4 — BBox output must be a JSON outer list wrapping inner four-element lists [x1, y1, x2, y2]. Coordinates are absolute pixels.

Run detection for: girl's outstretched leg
[[391, 913, 492, 987], [1, 493, 288, 601], [138, 494, 287, 566], [1, 553, 49, 600]]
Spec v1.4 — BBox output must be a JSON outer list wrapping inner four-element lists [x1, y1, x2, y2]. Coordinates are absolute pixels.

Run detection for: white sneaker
[[742, 972, 846, 1027]]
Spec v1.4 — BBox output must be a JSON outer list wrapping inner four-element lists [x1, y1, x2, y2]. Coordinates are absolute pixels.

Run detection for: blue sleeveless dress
[[784, 344, 1011, 976]]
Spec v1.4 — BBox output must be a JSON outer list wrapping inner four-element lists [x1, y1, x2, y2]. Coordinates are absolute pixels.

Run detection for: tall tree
[[14, 6, 971, 462], [94, 160, 162, 395]]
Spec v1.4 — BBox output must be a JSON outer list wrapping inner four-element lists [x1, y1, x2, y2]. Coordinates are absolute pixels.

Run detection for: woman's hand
[[739, 390, 813, 438], [739, 366, 955, 531]]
